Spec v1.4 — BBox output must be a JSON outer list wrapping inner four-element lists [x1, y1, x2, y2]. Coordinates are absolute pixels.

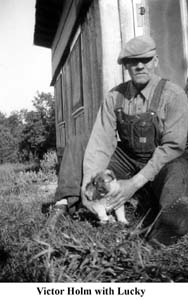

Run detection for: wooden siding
[[148, 0, 187, 87], [54, 74, 66, 157], [98, 0, 122, 94], [51, 0, 92, 84], [118, 0, 150, 81], [81, 20, 94, 131], [180, 0, 188, 79], [62, 56, 74, 140], [55, 74, 64, 123], [70, 37, 83, 112], [98, 0, 150, 91], [73, 108, 85, 135], [81, 0, 103, 130], [55, 0, 103, 157]]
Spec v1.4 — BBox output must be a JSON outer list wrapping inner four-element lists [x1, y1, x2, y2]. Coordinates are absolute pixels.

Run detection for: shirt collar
[[129, 74, 161, 100]]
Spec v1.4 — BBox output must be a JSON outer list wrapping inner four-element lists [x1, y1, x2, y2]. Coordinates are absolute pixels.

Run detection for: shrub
[[40, 151, 58, 175]]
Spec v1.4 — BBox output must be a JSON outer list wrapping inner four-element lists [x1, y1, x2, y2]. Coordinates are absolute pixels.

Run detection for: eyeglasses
[[123, 57, 154, 65]]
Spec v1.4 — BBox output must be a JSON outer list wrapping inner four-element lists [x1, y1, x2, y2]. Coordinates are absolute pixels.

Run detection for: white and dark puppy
[[85, 169, 129, 224]]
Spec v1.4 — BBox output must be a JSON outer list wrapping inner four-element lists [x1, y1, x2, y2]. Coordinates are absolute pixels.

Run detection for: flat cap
[[117, 35, 156, 64]]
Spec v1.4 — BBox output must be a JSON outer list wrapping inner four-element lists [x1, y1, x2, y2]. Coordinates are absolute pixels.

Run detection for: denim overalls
[[115, 79, 167, 164], [107, 79, 167, 180]]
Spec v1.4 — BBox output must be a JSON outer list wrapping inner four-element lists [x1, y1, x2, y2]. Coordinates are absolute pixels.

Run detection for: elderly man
[[50, 35, 188, 245], [81, 35, 188, 244]]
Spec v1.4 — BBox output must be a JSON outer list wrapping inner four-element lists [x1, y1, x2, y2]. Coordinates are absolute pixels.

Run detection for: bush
[[40, 151, 58, 175]]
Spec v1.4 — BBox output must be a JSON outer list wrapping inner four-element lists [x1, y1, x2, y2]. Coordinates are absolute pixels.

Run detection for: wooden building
[[34, 0, 188, 161]]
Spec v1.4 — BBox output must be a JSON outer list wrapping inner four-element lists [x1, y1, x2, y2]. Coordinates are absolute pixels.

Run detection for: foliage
[[0, 111, 25, 163], [4, 111, 24, 138], [40, 151, 58, 175], [19, 92, 56, 160], [0, 125, 18, 163], [0, 92, 56, 163], [0, 111, 6, 125]]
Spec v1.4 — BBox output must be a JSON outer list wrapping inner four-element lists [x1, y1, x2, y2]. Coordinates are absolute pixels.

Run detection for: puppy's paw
[[108, 215, 116, 223], [117, 217, 130, 225], [100, 215, 116, 224], [100, 218, 109, 225]]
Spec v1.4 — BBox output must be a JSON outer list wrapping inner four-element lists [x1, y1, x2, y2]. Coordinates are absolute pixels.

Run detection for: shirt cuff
[[139, 162, 157, 182]]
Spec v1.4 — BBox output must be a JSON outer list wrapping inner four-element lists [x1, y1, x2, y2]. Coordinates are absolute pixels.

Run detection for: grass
[[0, 163, 188, 282]]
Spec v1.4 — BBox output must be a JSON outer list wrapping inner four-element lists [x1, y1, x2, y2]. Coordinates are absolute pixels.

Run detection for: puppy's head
[[85, 169, 116, 201]]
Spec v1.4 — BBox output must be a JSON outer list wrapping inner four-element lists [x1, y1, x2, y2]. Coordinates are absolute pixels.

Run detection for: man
[[81, 35, 188, 245]]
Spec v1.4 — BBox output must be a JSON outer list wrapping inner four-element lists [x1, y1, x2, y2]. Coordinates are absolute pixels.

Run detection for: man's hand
[[106, 173, 148, 211], [106, 178, 137, 210], [81, 186, 98, 215]]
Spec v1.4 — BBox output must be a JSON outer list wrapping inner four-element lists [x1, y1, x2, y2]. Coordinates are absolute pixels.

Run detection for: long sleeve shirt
[[83, 74, 188, 187]]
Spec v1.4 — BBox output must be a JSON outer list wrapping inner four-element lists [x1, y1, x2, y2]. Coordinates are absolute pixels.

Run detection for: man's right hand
[[81, 186, 98, 215]]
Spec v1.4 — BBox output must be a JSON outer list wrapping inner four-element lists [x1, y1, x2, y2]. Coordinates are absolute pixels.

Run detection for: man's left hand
[[106, 178, 137, 211], [106, 173, 148, 211]]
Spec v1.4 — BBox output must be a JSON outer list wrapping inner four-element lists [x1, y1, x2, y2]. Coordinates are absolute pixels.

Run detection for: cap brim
[[118, 49, 156, 65]]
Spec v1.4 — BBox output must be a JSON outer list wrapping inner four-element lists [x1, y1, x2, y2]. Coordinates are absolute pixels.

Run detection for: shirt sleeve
[[140, 87, 188, 181], [82, 92, 118, 187]]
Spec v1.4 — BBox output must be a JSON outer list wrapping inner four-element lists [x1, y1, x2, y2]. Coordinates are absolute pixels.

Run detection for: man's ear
[[153, 55, 159, 68]]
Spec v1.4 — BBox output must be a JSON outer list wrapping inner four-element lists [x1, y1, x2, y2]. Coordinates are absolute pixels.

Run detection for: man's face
[[124, 56, 158, 88]]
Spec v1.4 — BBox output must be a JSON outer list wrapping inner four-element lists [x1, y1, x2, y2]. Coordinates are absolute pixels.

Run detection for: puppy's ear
[[105, 169, 116, 180]]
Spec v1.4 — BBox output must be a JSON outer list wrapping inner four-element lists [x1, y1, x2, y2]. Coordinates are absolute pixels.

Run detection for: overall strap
[[115, 93, 124, 110], [149, 78, 168, 112]]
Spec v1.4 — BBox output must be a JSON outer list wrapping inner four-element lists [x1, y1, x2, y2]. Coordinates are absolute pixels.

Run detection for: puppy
[[85, 169, 129, 224]]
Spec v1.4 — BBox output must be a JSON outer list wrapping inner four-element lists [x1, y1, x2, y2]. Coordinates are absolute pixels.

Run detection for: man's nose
[[136, 62, 144, 68]]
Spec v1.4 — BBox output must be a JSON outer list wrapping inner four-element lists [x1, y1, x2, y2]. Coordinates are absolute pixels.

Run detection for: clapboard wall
[[54, 0, 103, 158], [148, 0, 188, 87]]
